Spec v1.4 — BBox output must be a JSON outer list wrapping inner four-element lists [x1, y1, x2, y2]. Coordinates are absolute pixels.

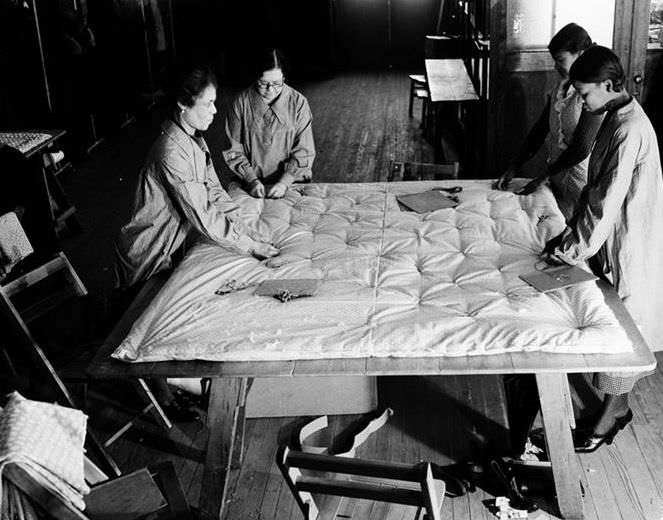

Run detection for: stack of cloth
[[0, 392, 90, 519], [0, 212, 33, 279], [0, 133, 51, 155]]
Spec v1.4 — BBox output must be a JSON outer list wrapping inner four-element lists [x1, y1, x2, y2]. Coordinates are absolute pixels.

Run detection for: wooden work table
[[90, 276, 655, 520], [89, 180, 655, 520]]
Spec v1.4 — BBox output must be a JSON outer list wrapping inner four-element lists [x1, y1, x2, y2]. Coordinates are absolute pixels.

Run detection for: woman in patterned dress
[[496, 23, 602, 221]]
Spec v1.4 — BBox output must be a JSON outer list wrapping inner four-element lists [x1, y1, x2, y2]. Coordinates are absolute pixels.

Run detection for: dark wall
[[333, 0, 439, 69], [643, 49, 663, 151], [202, 0, 440, 77], [0, 0, 442, 152], [211, 0, 334, 84], [0, 0, 53, 127], [493, 65, 558, 179]]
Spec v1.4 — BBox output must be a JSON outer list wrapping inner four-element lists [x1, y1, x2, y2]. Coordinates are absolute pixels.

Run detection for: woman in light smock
[[496, 23, 602, 220], [115, 63, 278, 292], [114, 63, 279, 421], [223, 49, 315, 199], [546, 46, 663, 451]]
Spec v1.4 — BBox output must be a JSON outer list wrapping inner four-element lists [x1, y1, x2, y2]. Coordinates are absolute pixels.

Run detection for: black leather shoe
[[489, 459, 539, 513], [430, 463, 469, 497], [574, 409, 633, 453], [163, 400, 201, 423]]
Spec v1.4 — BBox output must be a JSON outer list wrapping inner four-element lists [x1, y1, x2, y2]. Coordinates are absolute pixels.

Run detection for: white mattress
[[112, 181, 631, 363]]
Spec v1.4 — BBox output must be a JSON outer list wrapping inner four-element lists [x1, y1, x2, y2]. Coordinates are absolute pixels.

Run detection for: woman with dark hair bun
[[545, 45, 663, 451], [223, 48, 315, 199], [496, 23, 601, 220], [113, 62, 280, 422], [115, 62, 279, 291]]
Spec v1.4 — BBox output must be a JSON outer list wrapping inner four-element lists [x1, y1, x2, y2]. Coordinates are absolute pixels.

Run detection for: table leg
[[231, 377, 253, 469], [200, 377, 249, 520], [433, 103, 443, 164], [536, 373, 584, 520]]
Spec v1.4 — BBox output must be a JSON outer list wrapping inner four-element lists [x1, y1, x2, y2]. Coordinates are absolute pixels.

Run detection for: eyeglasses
[[257, 79, 284, 89]]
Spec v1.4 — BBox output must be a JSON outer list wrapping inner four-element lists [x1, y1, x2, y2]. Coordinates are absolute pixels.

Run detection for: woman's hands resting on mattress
[[232, 233, 279, 260], [248, 240, 280, 260]]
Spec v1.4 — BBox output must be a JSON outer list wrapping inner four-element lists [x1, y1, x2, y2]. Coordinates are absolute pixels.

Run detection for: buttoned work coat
[[223, 84, 315, 186], [115, 119, 252, 289], [554, 98, 663, 351]]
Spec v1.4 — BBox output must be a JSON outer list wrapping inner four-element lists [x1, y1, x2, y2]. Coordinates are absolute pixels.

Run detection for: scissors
[[432, 186, 463, 194]]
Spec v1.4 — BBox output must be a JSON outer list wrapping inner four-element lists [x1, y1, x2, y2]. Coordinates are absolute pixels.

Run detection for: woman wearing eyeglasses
[[223, 48, 316, 199]]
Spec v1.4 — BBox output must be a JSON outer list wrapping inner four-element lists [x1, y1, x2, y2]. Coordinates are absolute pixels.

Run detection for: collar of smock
[[248, 84, 292, 125], [161, 117, 209, 154]]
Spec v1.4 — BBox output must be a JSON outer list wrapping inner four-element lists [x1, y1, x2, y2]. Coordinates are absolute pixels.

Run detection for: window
[[507, 0, 615, 51], [650, 0, 663, 49]]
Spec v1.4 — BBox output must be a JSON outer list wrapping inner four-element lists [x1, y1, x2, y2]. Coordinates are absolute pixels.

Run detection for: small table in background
[[425, 59, 480, 170], [0, 130, 80, 237]]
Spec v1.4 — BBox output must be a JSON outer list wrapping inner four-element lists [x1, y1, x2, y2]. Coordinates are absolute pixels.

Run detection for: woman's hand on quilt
[[249, 179, 265, 198], [517, 175, 547, 195], [543, 232, 565, 256], [263, 254, 300, 268], [541, 252, 566, 266], [267, 181, 288, 199], [494, 166, 518, 191], [249, 240, 280, 260]]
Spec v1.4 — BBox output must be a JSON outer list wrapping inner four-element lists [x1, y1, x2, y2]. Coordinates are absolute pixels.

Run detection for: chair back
[[277, 446, 446, 520]]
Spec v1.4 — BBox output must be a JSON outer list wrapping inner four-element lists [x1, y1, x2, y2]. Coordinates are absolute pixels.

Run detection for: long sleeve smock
[[114, 119, 252, 289], [514, 81, 602, 219], [552, 98, 663, 351], [223, 84, 315, 186], [545, 81, 602, 219]]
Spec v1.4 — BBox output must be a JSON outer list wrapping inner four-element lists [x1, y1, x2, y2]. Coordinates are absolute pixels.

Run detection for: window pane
[[507, 1, 615, 52], [651, 0, 663, 49], [554, 0, 614, 47], [507, 0, 554, 51]]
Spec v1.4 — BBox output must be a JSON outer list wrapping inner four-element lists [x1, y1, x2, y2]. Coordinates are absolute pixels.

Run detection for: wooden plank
[[199, 377, 247, 520], [536, 373, 584, 519], [85, 468, 166, 518], [3, 464, 88, 520], [425, 59, 480, 103], [223, 419, 277, 519], [253, 419, 296, 519], [608, 428, 663, 518]]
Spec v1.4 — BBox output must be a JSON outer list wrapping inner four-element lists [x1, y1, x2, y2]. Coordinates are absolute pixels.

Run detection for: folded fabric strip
[[0, 392, 89, 512]]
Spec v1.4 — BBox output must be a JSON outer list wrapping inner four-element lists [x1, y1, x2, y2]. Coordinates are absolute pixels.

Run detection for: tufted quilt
[[112, 181, 631, 363]]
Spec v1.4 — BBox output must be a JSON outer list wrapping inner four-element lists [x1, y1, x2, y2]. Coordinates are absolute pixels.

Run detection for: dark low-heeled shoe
[[430, 463, 469, 497], [489, 459, 539, 513], [574, 409, 633, 453]]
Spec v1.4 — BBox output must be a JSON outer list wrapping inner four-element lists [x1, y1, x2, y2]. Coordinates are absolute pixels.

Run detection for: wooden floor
[[50, 71, 663, 519]]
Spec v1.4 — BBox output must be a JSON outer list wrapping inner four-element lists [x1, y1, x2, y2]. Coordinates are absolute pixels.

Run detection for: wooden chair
[[0, 216, 172, 475], [277, 447, 446, 520], [408, 74, 429, 124]]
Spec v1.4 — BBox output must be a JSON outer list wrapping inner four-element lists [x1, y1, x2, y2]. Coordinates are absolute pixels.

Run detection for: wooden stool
[[277, 447, 446, 520], [408, 74, 429, 124]]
